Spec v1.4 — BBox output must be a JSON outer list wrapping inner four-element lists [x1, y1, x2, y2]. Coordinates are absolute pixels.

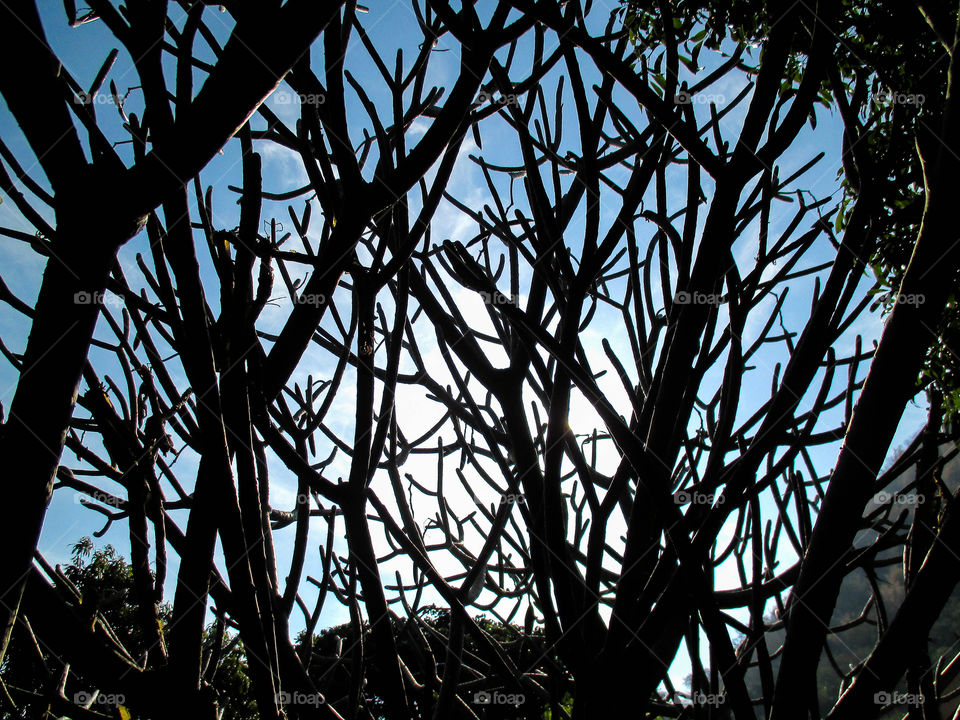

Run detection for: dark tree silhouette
[[1, 1, 960, 719]]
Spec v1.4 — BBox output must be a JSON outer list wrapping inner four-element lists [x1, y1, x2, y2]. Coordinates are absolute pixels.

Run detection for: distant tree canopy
[[2, 541, 160, 716], [303, 608, 567, 720], [2, 1, 960, 720], [1, 540, 257, 719], [2, 540, 568, 720]]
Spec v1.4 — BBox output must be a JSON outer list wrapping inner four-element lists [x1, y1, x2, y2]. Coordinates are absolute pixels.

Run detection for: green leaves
[[619, 0, 960, 417]]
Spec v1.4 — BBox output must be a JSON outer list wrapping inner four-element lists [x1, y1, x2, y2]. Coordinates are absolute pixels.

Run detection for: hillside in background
[[739, 442, 960, 717]]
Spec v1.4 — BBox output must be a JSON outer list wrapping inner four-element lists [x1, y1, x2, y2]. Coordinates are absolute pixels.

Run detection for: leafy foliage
[[620, 0, 960, 413]]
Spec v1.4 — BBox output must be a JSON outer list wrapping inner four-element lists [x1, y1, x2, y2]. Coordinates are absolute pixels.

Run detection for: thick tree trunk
[[0, 231, 118, 665], [771, 48, 960, 715]]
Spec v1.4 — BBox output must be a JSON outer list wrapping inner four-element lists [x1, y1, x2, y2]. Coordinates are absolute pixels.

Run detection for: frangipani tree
[[1, 2, 959, 719]]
